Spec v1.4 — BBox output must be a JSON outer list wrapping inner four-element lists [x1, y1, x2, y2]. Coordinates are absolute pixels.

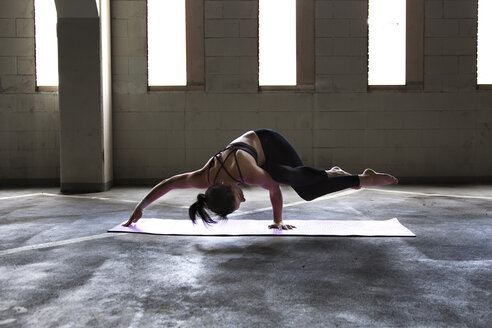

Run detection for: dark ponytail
[[188, 184, 237, 225], [188, 193, 216, 224]]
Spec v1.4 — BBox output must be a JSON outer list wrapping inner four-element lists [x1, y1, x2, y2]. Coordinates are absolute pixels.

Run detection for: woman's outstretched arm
[[123, 170, 207, 226]]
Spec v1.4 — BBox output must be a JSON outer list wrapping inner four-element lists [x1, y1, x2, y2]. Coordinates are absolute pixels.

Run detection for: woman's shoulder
[[185, 166, 210, 189]]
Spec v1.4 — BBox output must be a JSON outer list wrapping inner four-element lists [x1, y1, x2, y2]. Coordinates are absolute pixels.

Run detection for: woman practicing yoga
[[124, 129, 398, 230]]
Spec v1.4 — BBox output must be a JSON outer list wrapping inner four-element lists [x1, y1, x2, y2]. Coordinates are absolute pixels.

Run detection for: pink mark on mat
[[108, 218, 415, 237]]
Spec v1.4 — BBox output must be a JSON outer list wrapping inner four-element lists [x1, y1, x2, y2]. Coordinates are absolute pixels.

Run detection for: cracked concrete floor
[[0, 185, 491, 327]]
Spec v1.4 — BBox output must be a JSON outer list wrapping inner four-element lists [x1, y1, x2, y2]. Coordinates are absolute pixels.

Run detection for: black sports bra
[[207, 142, 259, 184]]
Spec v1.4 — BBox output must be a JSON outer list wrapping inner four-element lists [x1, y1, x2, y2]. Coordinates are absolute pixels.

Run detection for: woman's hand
[[122, 207, 143, 227], [268, 221, 296, 230]]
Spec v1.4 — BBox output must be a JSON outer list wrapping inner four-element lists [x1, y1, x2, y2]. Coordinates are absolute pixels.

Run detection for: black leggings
[[254, 129, 360, 201]]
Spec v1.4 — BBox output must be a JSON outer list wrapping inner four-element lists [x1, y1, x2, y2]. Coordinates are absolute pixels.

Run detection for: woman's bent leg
[[293, 175, 360, 201], [255, 129, 360, 201]]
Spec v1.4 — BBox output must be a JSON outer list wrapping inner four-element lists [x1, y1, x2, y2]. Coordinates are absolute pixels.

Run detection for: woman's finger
[[122, 215, 137, 227]]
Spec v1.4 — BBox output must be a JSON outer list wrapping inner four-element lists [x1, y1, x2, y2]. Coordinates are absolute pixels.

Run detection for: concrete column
[[55, 0, 112, 192]]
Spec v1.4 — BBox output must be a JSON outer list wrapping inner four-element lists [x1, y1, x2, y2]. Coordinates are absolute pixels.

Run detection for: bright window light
[[477, 0, 492, 85], [35, 0, 58, 87], [147, 0, 187, 86], [259, 0, 296, 86], [368, 0, 406, 85]]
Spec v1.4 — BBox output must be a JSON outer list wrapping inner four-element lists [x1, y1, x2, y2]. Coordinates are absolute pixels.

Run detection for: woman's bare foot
[[326, 166, 350, 177], [326, 166, 361, 189], [359, 168, 398, 187]]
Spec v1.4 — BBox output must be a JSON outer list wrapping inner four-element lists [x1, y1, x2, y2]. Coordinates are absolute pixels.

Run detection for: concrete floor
[[0, 185, 490, 327]]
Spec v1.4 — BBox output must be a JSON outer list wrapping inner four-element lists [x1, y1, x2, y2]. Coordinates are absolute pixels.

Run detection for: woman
[[123, 129, 398, 230]]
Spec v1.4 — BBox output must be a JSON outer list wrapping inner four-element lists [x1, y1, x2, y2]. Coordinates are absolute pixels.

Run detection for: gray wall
[[1, 0, 491, 186], [0, 0, 59, 184]]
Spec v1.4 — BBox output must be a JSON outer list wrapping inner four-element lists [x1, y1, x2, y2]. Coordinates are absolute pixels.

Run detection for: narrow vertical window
[[368, 0, 406, 85], [34, 0, 59, 88], [147, 0, 187, 86], [259, 0, 296, 86], [477, 0, 492, 85]]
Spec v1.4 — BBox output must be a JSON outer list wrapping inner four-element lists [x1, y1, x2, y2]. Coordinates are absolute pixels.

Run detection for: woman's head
[[188, 183, 245, 224]]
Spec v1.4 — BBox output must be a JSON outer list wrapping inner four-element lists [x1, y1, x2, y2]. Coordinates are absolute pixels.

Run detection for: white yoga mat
[[108, 218, 415, 237]]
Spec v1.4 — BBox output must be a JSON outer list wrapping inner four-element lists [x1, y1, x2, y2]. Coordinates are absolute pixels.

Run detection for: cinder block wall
[[0, 0, 59, 185], [111, 0, 491, 183], [1, 0, 491, 185]]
